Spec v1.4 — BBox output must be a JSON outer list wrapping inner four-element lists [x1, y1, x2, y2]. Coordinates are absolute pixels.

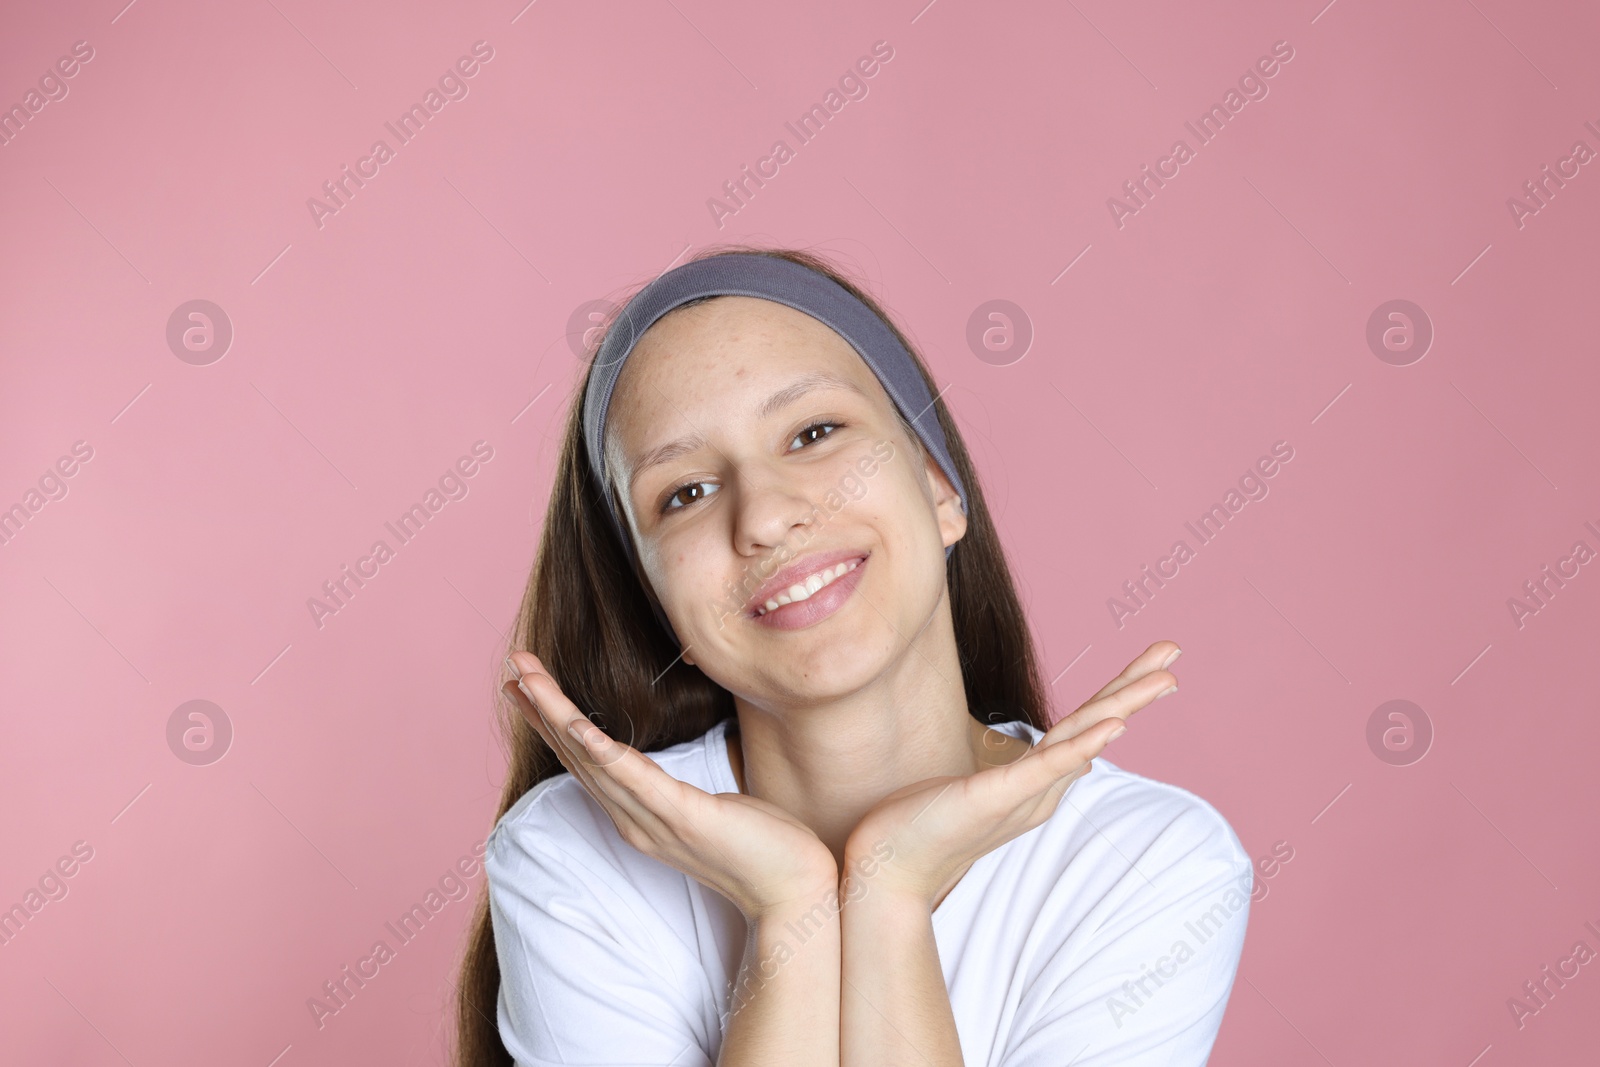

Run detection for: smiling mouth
[[752, 558, 864, 616]]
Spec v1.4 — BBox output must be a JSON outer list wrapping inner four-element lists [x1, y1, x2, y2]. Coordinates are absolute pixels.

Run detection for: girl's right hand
[[505, 651, 839, 922]]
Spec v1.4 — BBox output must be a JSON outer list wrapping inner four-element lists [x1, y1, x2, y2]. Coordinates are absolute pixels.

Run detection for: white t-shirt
[[486, 716, 1252, 1067]]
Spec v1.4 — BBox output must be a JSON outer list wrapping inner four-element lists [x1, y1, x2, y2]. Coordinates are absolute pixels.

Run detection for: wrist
[[840, 833, 897, 884], [746, 878, 845, 928], [839, 881, 933, 945], [839, 843, 931, 913]]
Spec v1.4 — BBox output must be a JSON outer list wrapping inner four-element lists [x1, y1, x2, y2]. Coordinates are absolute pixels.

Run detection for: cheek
[[862, 465, 956, 601], [851, 457, 940, 547], [645, 528, 730, 619]]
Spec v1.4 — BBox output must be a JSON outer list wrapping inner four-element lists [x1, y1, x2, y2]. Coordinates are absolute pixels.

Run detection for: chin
[[766, 616, 916, 701]]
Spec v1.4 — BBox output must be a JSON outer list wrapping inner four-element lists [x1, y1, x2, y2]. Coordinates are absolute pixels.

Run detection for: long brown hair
[[451, 243, 1051, 1065]]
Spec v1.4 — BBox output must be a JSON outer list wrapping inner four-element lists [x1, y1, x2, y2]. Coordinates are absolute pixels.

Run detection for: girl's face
[[605, 295, 967, 707]]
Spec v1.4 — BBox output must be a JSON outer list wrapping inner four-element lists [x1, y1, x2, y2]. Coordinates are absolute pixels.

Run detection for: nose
[[730, 464, 817, 556]]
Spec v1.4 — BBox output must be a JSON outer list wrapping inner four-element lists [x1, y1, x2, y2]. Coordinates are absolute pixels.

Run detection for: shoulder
[[1033, 754, 1254, 967], [995, 722, 1252, 928], [1004, 742, 1255, 993], [976, 732, 1254, 1063], [1072, 757, 1253, 909]]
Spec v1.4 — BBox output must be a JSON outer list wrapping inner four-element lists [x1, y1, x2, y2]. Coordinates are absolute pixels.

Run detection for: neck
[[723, 597, 1030, 866]]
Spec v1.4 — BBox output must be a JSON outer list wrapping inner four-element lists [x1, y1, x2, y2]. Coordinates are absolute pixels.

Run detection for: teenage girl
[[455, 247, 1250, 1067]]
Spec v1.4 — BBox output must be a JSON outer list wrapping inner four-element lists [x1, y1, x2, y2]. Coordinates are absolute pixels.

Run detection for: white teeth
[[754, 559, 862, 615]]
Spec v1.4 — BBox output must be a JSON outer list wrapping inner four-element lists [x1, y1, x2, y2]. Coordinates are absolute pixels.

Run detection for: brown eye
[[789, 421, 840, 450], [661, 480, 719, 514]]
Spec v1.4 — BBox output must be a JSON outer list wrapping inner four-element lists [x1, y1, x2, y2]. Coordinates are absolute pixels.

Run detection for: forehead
[[605, 295, 885, 449]]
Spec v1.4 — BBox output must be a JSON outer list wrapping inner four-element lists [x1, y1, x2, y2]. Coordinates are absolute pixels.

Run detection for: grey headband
[[582, 251, 967, 641]]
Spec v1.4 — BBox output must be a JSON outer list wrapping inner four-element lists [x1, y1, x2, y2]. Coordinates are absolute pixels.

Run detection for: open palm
[[844, 641, 1182, 909], [506, 652, 838, 920]]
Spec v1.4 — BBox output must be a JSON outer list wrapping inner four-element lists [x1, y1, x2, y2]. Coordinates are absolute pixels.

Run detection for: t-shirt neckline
[[703, 716, 1045, 920], [707, 716, 1043, 793]]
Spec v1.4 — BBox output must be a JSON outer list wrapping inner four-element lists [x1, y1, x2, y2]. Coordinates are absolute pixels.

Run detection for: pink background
[[3, 0, 1598, 1063]]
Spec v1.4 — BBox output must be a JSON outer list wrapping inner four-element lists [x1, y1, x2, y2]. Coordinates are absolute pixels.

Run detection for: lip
[[744, 548, 870, 628]]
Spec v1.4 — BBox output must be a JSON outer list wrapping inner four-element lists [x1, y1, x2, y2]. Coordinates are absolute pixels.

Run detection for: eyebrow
[[627, 370, 867, 492]]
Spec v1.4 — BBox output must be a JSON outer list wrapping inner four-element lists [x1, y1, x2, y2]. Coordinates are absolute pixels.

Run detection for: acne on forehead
[[604, 339, 717, 461], [605, 297, 891, 469]]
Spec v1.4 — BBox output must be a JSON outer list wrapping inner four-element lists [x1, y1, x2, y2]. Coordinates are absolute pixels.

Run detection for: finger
[[501, 678, 627, 816], [1078, 641, 1182, 707], [976, 719, 1123, 827], [501, 676, 699, 859], [501, 678, 575, 771], [500, 664, 596, 784], [1046, 668, 1175, 744], [500, 661, 663, 833], [505, 661, 694, 839], [508, 653, 625, 771], [1019, 716, 1128, 797], [1039, 760, 1095, 807], [506, 655, 765, 869]]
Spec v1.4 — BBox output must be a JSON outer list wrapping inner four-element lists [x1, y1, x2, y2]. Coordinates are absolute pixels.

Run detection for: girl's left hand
[[842, 641, 1182, 910]]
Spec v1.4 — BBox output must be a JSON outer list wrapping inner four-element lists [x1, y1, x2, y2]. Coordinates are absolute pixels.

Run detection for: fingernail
[[1161, 648, 1182, 670], [504, 656, 520, 680], [567, 720, 592, 745], [1156, 684, 1178, 700], [1107, 723, 1128, 742], [517, 679, 537, 705]]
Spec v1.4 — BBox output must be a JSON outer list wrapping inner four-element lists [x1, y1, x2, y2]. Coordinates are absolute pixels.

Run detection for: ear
[[923, 450, 968, 549]]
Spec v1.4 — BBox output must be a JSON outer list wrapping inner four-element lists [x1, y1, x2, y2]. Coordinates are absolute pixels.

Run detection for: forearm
[[717, 893, 842, 1067], [840, 885, 963, 1067]]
